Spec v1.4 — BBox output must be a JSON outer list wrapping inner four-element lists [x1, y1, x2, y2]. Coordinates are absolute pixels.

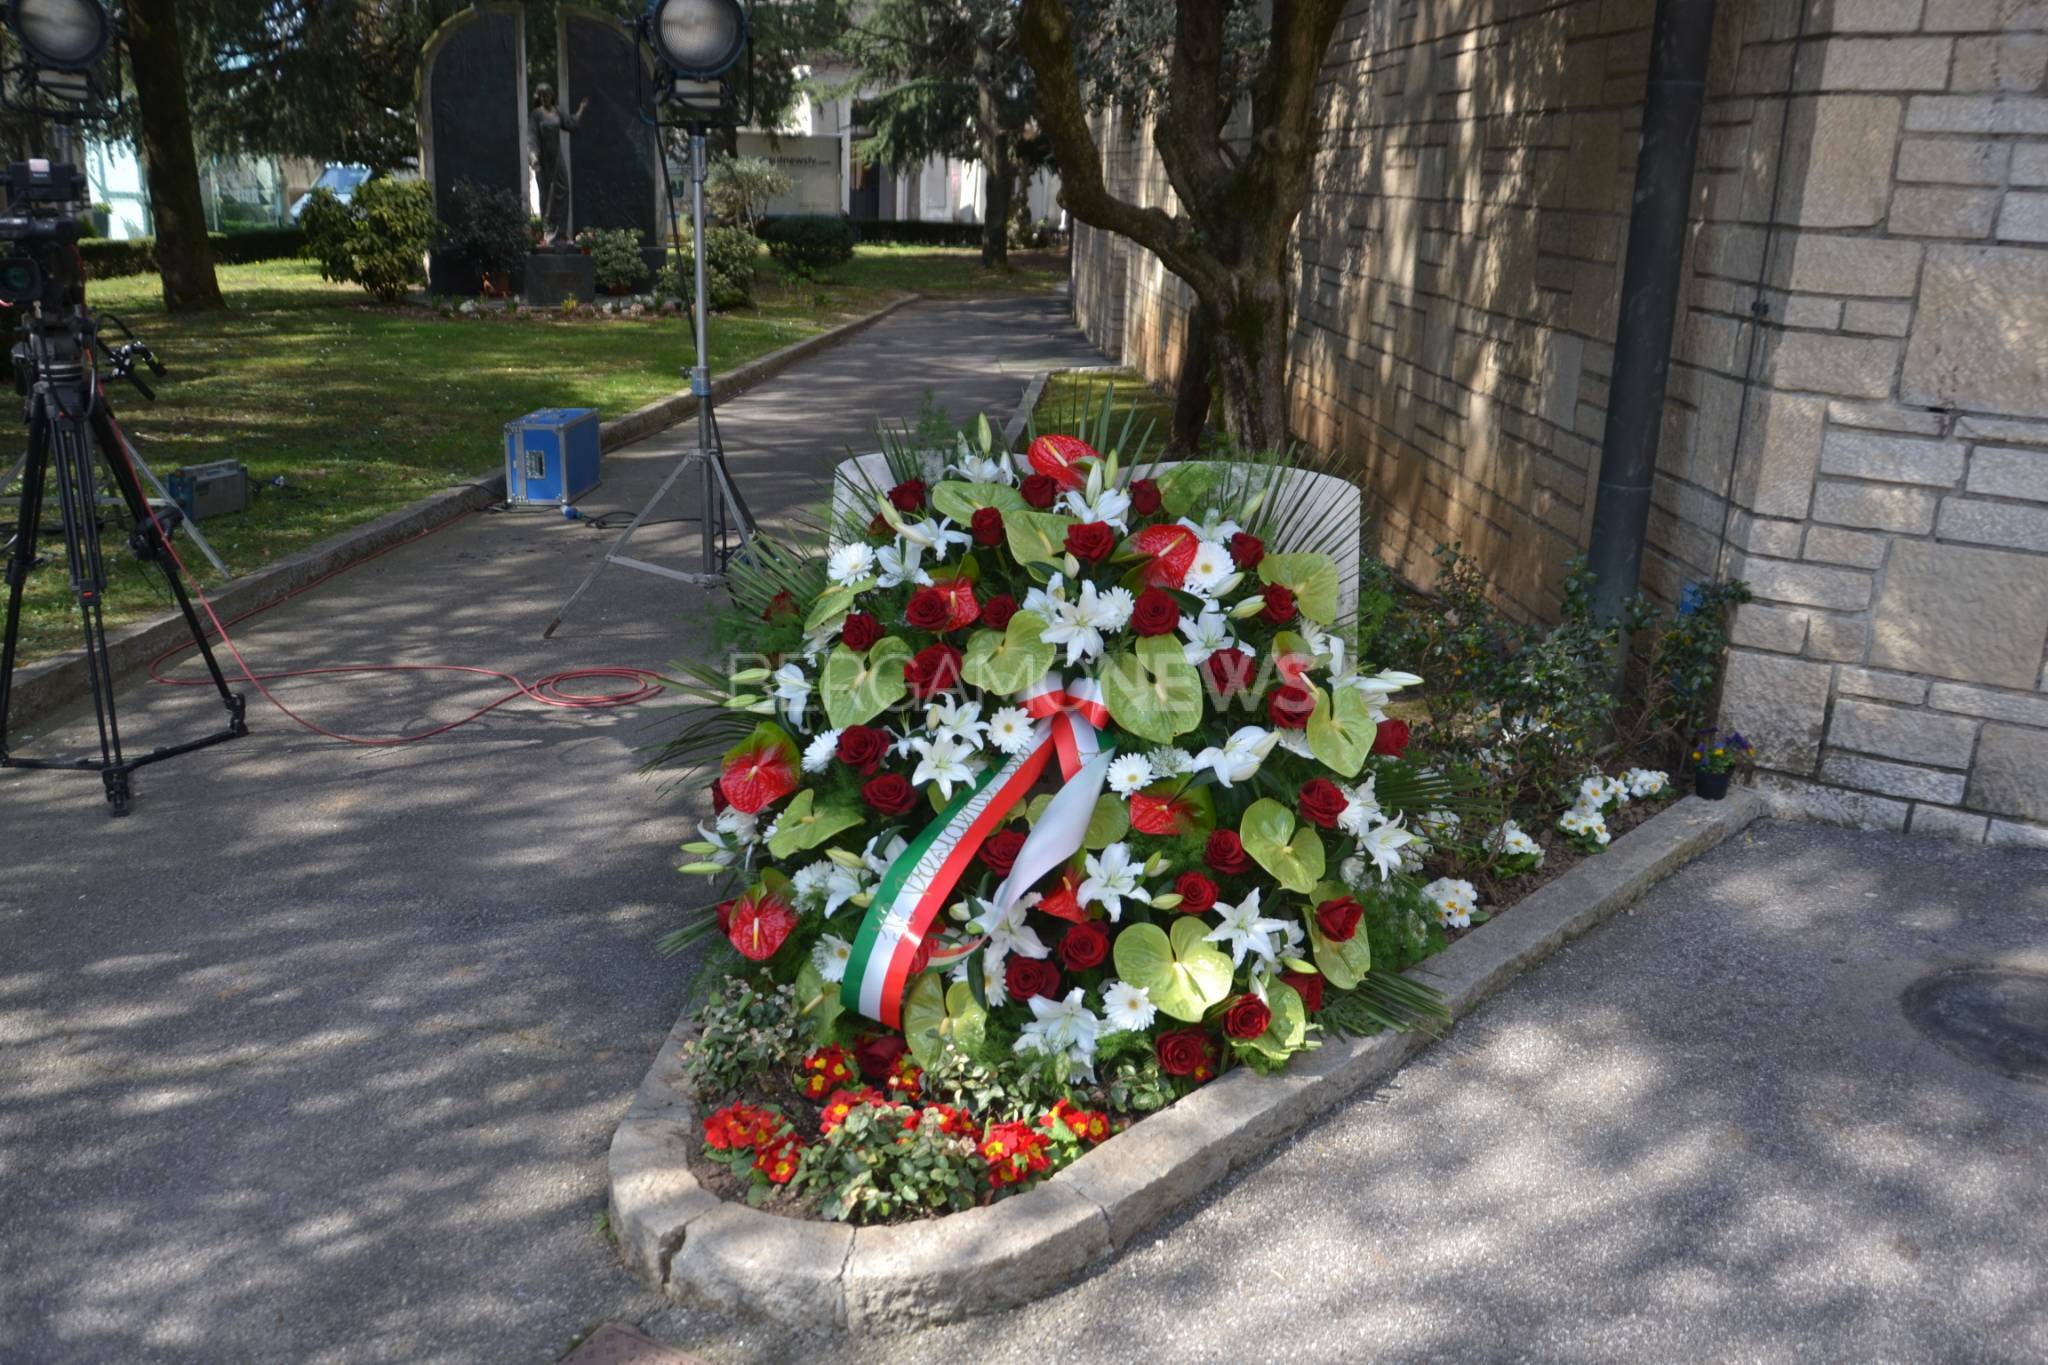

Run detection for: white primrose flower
[[1625, 767, 1670, 799], [826, 542, 875, 586], [1013, 987, 1103, 1081], [986, 706, 1036, 756], [1204, 888, 1291, 969], [1418, 808, 1462, 843], [801, 728, 842, 773], [1422, 877, 1479, 930], [811, 933, 854, 983], [771, 663, 813, 730], [1183, 540, 1238, 597], [1354, 818, 1418, 882], [911, 732, 982, 800], [1078, 841, 1147, 921], [1039, 579, 1134, 666], [1493, 819, 1544, 865], [1106, 752, 1154, 796], [1577, 773, 1628, 811], [1398, 843, 1427, 875], [970, 894, 1050, 960], [1061, 484, 1132, 532], [1193, 725, 1279, 788], [874, 540, 930, 588], [1100, 980, 1157, 1032], [1177, 510, 1243, 543], [1178, 605, 1250, 666], [1558, 805, 1611, 846], [1148, 746, 1197, 777], [925, 696, 988, 749], [1337, 777, 1384, 836]]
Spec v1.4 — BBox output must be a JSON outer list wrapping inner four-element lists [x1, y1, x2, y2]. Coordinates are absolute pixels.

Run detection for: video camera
[[0, 158, 88, 313]]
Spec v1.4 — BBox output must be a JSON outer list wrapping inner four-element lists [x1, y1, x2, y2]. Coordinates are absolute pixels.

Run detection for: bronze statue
[[531, 82, 588, 248]]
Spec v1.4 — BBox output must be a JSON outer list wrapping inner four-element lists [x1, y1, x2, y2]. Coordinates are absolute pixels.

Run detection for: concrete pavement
[[0, 292, 1101, 1364]]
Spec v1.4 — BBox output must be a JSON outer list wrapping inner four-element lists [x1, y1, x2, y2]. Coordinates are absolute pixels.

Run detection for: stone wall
[[1069, 0, 2048, 845]]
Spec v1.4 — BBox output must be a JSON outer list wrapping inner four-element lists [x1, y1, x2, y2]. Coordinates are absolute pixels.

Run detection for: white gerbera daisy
[[1184, 539, 1236, 596], [986, 706, 1036, 755], [801, 728, 842, 773], [791, 860, 833, 904], [1106, 752, 1154, 796], [811, 933, 854, 983], [1100, 980, 1157, 1032], [826, 542, 875, 586]]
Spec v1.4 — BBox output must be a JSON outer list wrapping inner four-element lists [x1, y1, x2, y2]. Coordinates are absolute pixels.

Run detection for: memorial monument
[[417, 2, 528, 296]]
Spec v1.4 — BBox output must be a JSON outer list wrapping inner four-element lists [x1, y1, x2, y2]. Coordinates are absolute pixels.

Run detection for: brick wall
[[1069, 0, 2048, 846]]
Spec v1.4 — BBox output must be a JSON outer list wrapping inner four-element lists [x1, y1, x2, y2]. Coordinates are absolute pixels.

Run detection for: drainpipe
[[1586, 0, 1719, 624]]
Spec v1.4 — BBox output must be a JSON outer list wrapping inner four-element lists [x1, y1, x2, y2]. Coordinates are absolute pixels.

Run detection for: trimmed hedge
[[758, 213, 858, 271], [846, 219, 984, 247], [78, 226, 307, 280]]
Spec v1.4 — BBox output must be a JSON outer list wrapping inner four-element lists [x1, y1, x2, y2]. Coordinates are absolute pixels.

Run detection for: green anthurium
[[794, 959, 844, 1044], [902, 972, 988, 1068], [1258, 552, 1340, 624], [1113, 917, 1235, 1022], [1239, 798, 1327, 894], [961, 608, 1056, 695], [1155, 462, 1217, 520], [765, 789, 866, 860], [1307, 685, 1376, 778], [1021, 790, 1128, 848], [1100, 635, 1204, 744], [803, 580, 870, 636], [821, 636, 912, 727], [1304, 879, 1371, 988], [1004, 509, 1077, 566], [930, 480, 1027, 523], [1237, 980, 1309, 1061]]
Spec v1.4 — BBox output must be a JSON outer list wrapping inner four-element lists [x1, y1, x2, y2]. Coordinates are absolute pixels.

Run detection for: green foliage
[[77, 227, 305, 280], [299, 178, 439, 303], [437, 178, 528, 280], [577, 227, 650, 293], [706, 155, 791, 233], [792, 1101, 987, 1222], [919, 1040, 1071, 1122], [655, 226, 759, 310], [760, 214, 859, 274], [1623, 579, 1754, 767], [679, 974, 806, 1102]]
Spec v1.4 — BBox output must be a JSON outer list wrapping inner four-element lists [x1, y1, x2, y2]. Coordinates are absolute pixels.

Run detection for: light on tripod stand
[[645, 0, 748, 80], [5, 0, 109, 69]]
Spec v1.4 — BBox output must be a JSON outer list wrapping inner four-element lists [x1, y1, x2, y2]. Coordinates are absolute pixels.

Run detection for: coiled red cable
[[102, 401, 664, 747]]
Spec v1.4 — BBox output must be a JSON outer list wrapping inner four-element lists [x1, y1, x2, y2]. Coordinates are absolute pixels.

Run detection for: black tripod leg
[[89, 402, 245, 733], [0, 413, 50, 760], [45, 400, 127, 808]]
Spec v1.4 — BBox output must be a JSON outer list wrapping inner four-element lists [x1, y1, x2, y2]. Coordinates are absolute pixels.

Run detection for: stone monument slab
[[419, 2, 529, 295], [560, 7, 664, 276]]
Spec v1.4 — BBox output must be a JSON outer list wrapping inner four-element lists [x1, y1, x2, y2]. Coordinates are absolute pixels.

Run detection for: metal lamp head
[[645, 0, 747, 81], [5, 0, 109, 70]]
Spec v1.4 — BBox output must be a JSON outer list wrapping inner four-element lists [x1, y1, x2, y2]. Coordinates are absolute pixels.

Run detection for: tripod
[[541, 122, 754, 638], [0, 302, 247, 815]]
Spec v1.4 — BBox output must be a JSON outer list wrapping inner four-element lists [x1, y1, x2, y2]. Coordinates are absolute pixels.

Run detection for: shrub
[[655, 225, 758, 310], [300, 177, 438, 303], [706, 155, 790, 234], [77, 227, 305, 280], [578, 226, 650, 293], [680, 974, 805, 1101], [437, 178, 528, 281], [759, 213, 857, 273], [837, 218, 981, 247]]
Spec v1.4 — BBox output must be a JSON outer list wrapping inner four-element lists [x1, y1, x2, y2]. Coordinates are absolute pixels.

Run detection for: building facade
[[1070, 0, 2048, 846]]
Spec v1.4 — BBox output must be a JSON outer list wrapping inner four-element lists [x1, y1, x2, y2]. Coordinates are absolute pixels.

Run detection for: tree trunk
[[974, 40, 1011, 271], [1168, 301, 1215, 455], [1211, 273, 1291, 454], [126, 0, 222, 312]]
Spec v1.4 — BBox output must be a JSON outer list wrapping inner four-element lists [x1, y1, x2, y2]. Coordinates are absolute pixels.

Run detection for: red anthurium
[[718, 723, 799, 814], [1130, 786, 1201, 836], [1131, 523, 1199, 588], [1034, 870, 1090, 923], [1273, 649, 1317, 687], [727, 888, 797, 960], [1025, 433, 1094, 490], [933, 575, 981, 631]]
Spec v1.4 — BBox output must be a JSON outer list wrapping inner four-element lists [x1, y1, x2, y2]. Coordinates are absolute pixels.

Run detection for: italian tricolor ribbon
[[841, 670, 1115, 1027]]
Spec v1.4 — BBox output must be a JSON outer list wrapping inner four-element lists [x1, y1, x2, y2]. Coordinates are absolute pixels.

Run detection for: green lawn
[[1029, 365, 1178, 456], [6, 246, 1063, 663]]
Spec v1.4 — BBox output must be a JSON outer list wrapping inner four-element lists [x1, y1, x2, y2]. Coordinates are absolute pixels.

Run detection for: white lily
[[1203, 888, 1291, 968], [1355, 818, 1417, 882], [1178, 606, 1249, 666], [1039, 579, 1133, 666], [862, 832, 908, 878], [896, 516, 973, 563], [910, 732, 982, 800], [1177, 510, 1244, 542], [1337, 776, 1384, 836], [948, 450, 1015, 485], [713, 806, 760, 843], [1077, 841, 1146, 921], [770, 663, 812, 730], [1013, 987, 1103, 1081], [925, 696, 988, 749], [1061, 484, 1132, 532], [875, 540, 930, 588], [1192, 725, 1278, 787], [969, 894, 1050, 960]]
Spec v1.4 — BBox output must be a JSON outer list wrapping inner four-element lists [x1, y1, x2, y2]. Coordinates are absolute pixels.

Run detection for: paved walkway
[[645, 819, 2048, 1363], [0, 293, 1102, 1364]]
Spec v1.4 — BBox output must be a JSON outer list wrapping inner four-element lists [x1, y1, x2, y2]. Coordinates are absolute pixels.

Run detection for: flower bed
[[652, 407, 1709, 1226]]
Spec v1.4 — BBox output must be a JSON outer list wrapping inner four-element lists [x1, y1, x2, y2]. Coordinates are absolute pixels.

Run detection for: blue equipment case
[[504, 407, 602, 506]]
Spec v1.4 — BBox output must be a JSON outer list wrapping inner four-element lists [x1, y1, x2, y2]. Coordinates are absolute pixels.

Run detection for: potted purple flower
[[1689, 728, 1754, 800]]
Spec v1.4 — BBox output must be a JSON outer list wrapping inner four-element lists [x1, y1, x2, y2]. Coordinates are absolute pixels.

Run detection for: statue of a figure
[[531, 83, 588, 248]]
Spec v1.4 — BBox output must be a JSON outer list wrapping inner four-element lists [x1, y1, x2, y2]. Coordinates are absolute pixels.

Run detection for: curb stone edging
[[609, 788, 1766, 1331], [6, 294, 921, 731]]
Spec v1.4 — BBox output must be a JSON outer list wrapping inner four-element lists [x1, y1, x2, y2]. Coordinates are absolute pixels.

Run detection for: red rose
[[841, 611, 882, 652], [1065, 520, 1115, 562], [1131, 586, 1180, 637], [1298, 778, 1347, 830], [981, 593, 1018, 630], [970, 505, 1005, 546], [1205, 830, 1251, 876], [855, 1034, 909, 1080], [980, 829, 1027, 876], [1174, 871, 1218, 913], [904, 643, 964, 699], [761, 589, 800, 623], [1281, 970, 1325, 1014], [905, 586, 952, 631], [1204, 646, 1256, 700], [836, 724, 889, 775], [1222, 994, 1272, 1040], [887, 478, 926, 512], [1005, 955, 1060, 1001], [1155, 1027, 1218, 1079], [714, 898, 736, 933], [1316, 896, 1364, 942], [862, 773, 917, 815], [1129, 478, 1161, 516], [1228, 532, 1265, 570], [1020, 474, 1058, 509], [1259, 584, 1296, 625], [1059, 921, 1109, 972], [1268, 683, 1315, 730], [1373, 717, 1411, 757], [868, 512, 892, 537]]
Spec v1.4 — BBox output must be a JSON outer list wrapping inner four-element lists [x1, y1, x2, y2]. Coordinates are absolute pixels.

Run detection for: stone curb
[[609, 787, 1766, 1331], [6, 293, 920, 731]]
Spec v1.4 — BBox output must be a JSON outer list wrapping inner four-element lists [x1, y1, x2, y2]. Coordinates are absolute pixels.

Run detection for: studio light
[[5, 0, 110, 71], [645, 0, 747, 81]]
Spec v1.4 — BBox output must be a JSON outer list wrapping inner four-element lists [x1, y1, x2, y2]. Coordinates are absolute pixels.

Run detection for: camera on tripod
[[0, 158, 88, 316]]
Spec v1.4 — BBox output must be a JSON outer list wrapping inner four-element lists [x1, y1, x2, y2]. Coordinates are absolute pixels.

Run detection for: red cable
[[98, 398, 664, 747]]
